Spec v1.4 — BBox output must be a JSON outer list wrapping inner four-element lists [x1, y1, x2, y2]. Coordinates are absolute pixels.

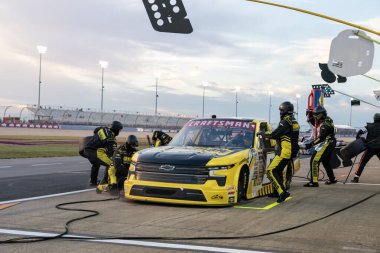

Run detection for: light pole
[[268, 91, 273, 124], [37, 45, 47, 110], [155, 77, 159, 116], [235, 86, 240, 117], [202, 82, 208, 117], [296, 94, 301, 121], [99, 61, 108, 113]]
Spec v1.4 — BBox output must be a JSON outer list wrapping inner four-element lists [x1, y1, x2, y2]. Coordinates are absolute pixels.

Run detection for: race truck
[[124, 117, 300, 205]]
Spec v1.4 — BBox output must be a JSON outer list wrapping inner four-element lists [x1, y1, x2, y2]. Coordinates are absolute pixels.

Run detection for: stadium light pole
[[235, 86, 240, 117], [37, 45, 47, 110], [154, 73, 161, 116], [155, 77, 158, 116], [296, 94, 301, 121], [202, 82, 209, 117], [99, 61, 108, 113], [268, 91, 274, 124]]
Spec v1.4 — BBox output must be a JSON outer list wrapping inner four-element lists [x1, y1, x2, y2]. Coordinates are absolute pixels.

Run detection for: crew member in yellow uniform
[[84, 121, 123, 186], [262, 101, 300, 203], [110, 135, 139, 191], [304, 106, 337, 187], [152, 130, 173, 147]]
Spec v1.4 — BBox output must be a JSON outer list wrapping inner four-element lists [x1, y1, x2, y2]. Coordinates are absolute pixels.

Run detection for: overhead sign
[[328, 29, 374, 77], [142, 0, 193, 34], [312, 84, 334, 98]]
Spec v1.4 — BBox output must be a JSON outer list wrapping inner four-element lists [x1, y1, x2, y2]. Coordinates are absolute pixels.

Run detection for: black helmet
[[279, 101, 294, 117], [110, 121, 123, 136], [374, 113, 380, 123], [152, 130, 162, 141], [126, 135, 139, 147], [314, 106, 327, 121]]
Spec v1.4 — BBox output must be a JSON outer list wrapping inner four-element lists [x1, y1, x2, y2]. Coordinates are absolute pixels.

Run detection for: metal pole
[[350, 104, 352, 126], [235, 90, 238, 117], [38, 53, 42, 110], [4, 106, 12, 118], [101, 67, 104, 112], [269, 93, 272, 124], [155, 77, 158, 116], [202, 86, 205, 117], [19, 107, 27, 120]]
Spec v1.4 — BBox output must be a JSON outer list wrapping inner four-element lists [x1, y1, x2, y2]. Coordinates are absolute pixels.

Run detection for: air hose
[[1, 189, 379, 243]]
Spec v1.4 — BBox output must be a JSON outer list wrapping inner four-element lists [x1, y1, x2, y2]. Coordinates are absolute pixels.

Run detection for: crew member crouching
[[97, 135, 139, 193], [113, 135, 139, 189]]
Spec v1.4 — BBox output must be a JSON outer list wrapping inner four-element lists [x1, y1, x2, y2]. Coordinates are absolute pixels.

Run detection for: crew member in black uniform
[[152, 130, 173, 147], [261, 101, 300, 203], [351, 113, 380, 183], [112, 135, 139, 189], [304, 106, 337, 187], [84, 121, 123, 186]]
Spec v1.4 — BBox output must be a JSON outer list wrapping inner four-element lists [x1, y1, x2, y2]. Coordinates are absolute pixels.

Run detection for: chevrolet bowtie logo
[[159, 164, 176, 171]]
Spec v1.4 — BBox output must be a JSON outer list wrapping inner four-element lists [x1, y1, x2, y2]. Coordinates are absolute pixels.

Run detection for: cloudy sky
[[0, 0, 379, 127]]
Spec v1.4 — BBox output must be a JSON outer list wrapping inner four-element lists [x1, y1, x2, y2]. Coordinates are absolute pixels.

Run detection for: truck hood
[[136, 146, 243, 166]]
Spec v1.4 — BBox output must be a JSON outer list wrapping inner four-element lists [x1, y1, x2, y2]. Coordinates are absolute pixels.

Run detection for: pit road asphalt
[[0, 156, 379, 253]]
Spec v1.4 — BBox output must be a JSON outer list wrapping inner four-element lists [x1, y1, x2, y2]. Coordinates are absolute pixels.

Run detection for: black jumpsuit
[[111, 143, 137, 189], [266, 115, 300, 196], [152, 130, 173, 147], [310, 116, 336, 183], [84, 127, 117, 184], [354, 122, 380, 177]]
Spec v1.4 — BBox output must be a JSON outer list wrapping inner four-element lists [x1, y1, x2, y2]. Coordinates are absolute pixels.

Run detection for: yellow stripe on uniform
[[311, 141, 330, 182]]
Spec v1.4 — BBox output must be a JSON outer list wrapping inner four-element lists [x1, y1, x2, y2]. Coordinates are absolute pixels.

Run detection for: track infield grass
[[0, 135, 149, 159]]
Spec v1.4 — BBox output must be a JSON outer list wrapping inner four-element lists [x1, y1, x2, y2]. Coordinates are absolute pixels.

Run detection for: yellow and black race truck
[[125, 117, 300, 205]]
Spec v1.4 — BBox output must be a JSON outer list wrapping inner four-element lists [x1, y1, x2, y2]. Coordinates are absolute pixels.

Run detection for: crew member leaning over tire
[[260, 101, 300, 203], [110, 135, 139, 190], [304, 106, 337, 187], [152, 130, 173, 147], [84, 121, 123, 186], [351, 113, 380, 183]]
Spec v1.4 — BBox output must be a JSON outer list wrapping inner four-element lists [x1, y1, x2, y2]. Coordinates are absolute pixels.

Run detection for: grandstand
[[1, 105, 193, 130]]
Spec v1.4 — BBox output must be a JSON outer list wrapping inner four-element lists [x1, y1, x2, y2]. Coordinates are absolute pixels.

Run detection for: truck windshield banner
[[186, 120, 255, 129]]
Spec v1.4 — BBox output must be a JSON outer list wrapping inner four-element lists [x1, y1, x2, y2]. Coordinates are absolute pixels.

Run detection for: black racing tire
[[237, 167, 249, 202]]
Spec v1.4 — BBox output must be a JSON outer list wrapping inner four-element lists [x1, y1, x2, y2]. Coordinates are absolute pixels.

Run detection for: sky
[[0, 0, 379, 128]]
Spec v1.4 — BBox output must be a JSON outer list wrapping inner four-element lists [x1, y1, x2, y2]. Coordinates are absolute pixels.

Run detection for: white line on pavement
[[0, 228, 272, 253], [31, 163, 64, 167], [0, 166, 12, 168], [0, 189, 94, 205]]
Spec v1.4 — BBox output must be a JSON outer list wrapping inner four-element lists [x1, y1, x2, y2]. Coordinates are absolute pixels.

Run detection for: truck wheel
[[237, 168, 249, 202]]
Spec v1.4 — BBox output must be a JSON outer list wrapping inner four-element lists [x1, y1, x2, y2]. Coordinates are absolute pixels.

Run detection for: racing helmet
[[110, 121, 123, 136], [279, 101, 294, 118], [313, 106, 327, 121], [374, 113, 380, 123], [126, 135, 139, 148]]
